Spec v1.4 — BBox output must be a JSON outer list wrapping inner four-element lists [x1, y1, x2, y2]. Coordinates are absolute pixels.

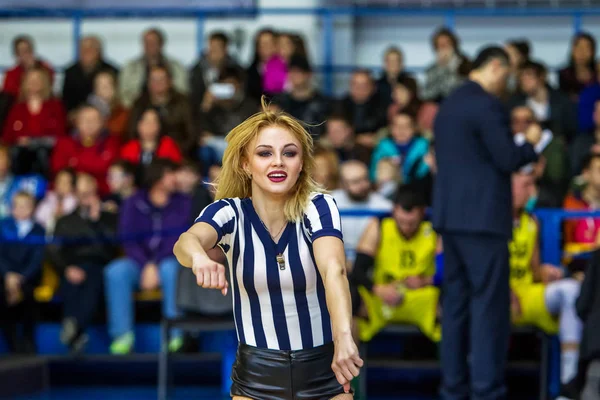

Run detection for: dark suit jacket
[[432, 80, 538, 239]]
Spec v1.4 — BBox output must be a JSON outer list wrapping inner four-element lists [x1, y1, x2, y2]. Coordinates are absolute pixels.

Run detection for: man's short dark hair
[[393, 184, 427, 211], [506, 39, 531, 60], [111, 160, 136, 178], [209, 31, 229, 46], [219, 66, 245, 84], [472, 46, 510, 70], [521, 60, 547, 78], [352, 68, 373, 81], [143, 158, 179, 189], [326, 112, 352, 127]]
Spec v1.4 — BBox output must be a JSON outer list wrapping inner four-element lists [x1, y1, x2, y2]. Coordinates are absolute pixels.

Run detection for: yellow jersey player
[[510, 172, 582, 387], [350, 184, 441, 344]]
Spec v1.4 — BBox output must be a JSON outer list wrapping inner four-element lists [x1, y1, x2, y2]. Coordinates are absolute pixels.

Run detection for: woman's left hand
[[332, 333, 364, 393]]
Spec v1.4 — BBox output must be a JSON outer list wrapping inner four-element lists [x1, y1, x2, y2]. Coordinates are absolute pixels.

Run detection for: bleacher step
[[0, 356, 48, 398], [366, 358, 540, 372]]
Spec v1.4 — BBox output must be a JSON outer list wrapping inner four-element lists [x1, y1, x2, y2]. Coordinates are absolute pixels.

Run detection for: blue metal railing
[[0, 6, 598, 95]]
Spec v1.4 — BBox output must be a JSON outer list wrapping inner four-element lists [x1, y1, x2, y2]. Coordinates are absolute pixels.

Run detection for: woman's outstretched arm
[[174, 222, 228, 295], [313, 236, 364, 393]]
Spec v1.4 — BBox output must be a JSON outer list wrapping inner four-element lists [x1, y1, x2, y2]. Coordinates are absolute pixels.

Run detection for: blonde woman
[[174, 99, 362, 399]]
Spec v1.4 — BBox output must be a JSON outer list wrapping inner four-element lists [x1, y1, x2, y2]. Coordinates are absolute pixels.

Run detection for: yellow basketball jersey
[[509, 212, 538, 287], [373, 218, 437, 284]]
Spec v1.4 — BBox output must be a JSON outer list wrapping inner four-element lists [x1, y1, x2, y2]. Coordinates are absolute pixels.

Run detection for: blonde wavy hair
[[214, 97, 323, 222]]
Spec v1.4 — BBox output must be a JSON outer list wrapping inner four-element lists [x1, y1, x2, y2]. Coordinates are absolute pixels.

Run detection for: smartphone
[[209, 83, 236, 100]]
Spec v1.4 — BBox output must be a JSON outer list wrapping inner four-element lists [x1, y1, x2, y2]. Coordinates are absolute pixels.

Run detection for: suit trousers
[[440, 232, 510, 400]]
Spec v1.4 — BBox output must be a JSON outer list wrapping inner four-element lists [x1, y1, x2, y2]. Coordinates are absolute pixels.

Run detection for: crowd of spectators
[[2, 25, 600, 395]]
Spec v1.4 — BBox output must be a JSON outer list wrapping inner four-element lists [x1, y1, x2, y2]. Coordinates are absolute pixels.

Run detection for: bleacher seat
[[357, 324, 550, 400], [158, 316, 236, 400]]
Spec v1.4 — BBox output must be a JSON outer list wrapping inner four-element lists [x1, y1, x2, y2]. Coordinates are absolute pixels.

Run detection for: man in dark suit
[[433, 47, 542, 400]]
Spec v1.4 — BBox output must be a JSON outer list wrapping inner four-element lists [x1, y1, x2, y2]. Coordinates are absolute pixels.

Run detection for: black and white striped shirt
[[195, 192, 343, 351]]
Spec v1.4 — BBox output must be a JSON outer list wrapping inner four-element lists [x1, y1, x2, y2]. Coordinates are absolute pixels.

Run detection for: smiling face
[[243, 125, 303, 198]]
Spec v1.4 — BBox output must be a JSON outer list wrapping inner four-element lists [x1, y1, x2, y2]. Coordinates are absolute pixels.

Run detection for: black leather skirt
[[230, 342, 350, 400]]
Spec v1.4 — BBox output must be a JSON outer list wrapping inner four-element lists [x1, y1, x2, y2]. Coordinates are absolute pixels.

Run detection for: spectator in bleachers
[[246, 28, 279, 102], [51, 104, 120, 196], [277, 32, 307, 65], [87, 71, 129, 141], [563, 153, 600, 256], [3, 67, 66, 176], [62, 36, 119, 115], [34, 168, 78, 234], [376, 46, 416, 110], [508, 60, 578, 144], [190, 31, 240, 121], [511, 106, 570, 207], [374, 157, 401, 201], [335, 69, 386, 147], [272, 55, 329, 138], [120, 107, 182, 173], [370, 111, 430, 184], [197, 66, 258, 162], [260, 32, 298, 96], [386, 76, 439, 137], [175, 161, 201, 195], [119, 28, 188, 108], [127, 65, 194, 157], [422, 27, 471, 103], [103, 160, 136, 213], [320, 113, 371, 166], [0, 191, 45, 354], [2, 35, 54, 98], [46, 173, 118, 353], [504, 39, 531, 96], [333, 160, 392, 268], [559, 32, 597, 102], [350, 184, 441, 345], [578, 61, 600, 135], [509, 171, 583, 386], [0, 145, 47, 219], [104, 159, 190, 354], [266, 32, 307, 95], [313, 145, 340, 190]]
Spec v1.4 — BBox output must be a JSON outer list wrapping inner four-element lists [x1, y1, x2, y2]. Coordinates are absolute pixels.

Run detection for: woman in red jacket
[[51, 104, 119, 195], [3, 67, 65, 175], [120, 107, 182, 166], [3, 35, 54, 98]]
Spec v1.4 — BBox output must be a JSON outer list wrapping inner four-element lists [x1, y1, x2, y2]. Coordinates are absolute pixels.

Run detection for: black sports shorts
[[230, 341, 351, 400]]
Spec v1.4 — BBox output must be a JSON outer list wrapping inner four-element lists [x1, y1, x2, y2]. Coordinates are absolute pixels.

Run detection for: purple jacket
[[119, 190, 192, 267]]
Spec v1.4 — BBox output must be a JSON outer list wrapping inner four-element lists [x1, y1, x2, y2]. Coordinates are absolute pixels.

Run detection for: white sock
[[561, 350, 579, 384]]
